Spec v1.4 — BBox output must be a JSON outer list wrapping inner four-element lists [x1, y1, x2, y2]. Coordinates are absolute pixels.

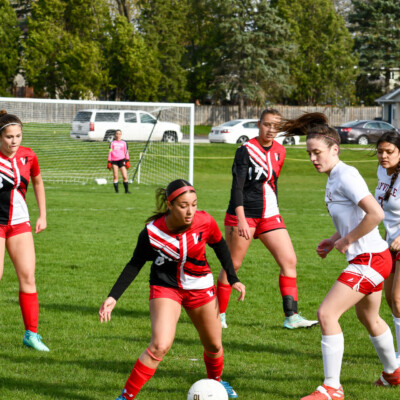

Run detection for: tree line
[[1, 0, 400, 109]]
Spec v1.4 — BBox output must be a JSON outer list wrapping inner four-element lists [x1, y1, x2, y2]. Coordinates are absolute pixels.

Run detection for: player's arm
[[316, 232, 340, 258], [31, 173, 47, 234], [209, 238, 245, 301]]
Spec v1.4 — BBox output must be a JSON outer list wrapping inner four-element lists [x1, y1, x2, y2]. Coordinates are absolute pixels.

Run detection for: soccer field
[[0, 143, 398, 399]]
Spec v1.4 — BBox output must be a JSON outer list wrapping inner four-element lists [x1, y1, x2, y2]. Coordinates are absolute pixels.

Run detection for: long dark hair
[[281, 112, 340, 147], [376, 131, 400, 202], [145, 179, 196, 223]]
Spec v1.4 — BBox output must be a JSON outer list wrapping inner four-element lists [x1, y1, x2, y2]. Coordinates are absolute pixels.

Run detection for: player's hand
[[99, 297, 117, 323], [35, 216, 47, 234], [107, 162, 112, 170], [316, 239, 334, 258], [390, 236, 400, 252], [237, 219, 251, 240], [334, 236, 350, 254], [126, 161, 130, 169], [232, 282, 246, 301]]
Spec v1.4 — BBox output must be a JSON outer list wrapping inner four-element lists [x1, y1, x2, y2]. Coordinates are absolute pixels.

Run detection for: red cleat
[[375, 366, 400, 386], [300, 384, 344, 399]]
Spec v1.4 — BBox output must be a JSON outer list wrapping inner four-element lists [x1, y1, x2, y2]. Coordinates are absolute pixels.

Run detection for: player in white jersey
[[283, 113, 400, 399], [0, 110, 49, 351], [375, 131, 400, 365]]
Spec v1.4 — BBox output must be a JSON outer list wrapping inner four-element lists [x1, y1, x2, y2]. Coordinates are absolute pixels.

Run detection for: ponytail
[[384, 162, 400, 202]]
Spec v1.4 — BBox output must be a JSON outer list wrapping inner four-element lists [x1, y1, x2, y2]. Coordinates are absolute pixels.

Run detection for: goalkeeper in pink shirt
[[108, 130, 131, 194]]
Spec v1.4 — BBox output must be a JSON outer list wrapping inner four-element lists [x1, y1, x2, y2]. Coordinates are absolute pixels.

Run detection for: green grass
[[0, 142, 397, 399]]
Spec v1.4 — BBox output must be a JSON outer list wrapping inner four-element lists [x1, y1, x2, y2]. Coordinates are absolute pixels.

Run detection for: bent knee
[[149, 342, 172, 358], [204, 343, 222, 356], [317, 306, 337, 327]]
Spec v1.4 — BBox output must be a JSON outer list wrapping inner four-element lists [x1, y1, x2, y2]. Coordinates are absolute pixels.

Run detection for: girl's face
[[377, 141, 400, 175], [306, 137, 339, 175], [115, 131, 122, 140], [167, 191, 197, 229], [258, 113, 281, 146], [0, 124, 22, 157]]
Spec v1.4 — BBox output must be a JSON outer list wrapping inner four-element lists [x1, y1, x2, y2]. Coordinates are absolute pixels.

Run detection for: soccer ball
[[187, 379, 228, 400]]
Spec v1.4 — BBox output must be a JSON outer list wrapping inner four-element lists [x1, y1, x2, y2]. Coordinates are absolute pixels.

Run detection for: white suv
[[70, 109, 183, 142]]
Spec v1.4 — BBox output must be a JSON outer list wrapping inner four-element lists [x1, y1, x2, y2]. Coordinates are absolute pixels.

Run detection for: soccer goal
[[0, 97, 194, 186]]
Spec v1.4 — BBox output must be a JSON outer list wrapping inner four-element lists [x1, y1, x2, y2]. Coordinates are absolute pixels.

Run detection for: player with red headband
[[99, 179, 246, 399], [0, 110, 49, 351]]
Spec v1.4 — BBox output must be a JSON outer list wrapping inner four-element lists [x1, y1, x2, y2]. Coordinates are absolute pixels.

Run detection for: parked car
[[70, 109, 183, 142], [208, 119, 300, 145], [336, 120, 399, 145]]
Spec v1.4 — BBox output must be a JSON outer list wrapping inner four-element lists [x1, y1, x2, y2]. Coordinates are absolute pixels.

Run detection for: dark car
[[336, 120, 399, 145]]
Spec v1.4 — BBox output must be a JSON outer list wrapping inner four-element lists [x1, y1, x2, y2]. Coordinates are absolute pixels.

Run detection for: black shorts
[[111, 159, 127, 168]]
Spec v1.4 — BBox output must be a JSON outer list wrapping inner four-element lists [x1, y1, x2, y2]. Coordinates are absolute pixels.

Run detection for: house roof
[[376, 87, 400, 104]]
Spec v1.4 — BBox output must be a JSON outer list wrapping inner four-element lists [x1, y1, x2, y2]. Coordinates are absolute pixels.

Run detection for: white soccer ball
[[187, 379, 228, 400]]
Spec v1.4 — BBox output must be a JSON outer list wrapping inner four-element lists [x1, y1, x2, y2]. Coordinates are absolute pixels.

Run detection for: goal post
[[0, 97, 195, 186]]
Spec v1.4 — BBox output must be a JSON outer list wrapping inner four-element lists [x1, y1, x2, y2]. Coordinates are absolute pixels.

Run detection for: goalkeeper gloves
[[107, 162, 112, 170], [126, 161, 130, 169]]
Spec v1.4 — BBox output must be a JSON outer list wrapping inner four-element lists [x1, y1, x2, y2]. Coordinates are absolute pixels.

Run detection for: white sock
[[321, 333, 344, 389], [393, 315, 400, 356], [370, 328, 398, 373]]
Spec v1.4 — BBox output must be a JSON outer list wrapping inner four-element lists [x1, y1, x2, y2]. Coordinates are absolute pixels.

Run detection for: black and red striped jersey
[[108, 211, 240, 300], [227, 137, 286, 218], [0, 146, 40, 225]]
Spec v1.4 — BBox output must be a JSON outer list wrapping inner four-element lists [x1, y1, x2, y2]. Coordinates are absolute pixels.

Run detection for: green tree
[[106, 15, 161, 101], [22, 0, 111, 99], [0, 0, 20, 96], [137, 0, 190, 102], [209, 0, 293, 115], [273, 0, 357, 105], [349, 0, 400, 96]]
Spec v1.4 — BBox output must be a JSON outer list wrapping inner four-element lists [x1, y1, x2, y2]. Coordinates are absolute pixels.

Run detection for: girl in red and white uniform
[[283, 113, 400, 400], [107, 129, 130, 193], [99, 179, 245, 400], [375, 131, 400, 365], [217, 108, 317, 330], [0, 110, 49, 351]]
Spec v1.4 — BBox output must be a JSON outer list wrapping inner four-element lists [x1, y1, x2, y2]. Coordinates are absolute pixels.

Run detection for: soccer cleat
[[115, 389, 133, 400], [220, 313, 228, 329], [220, 380, 238, 398], [300, 384, 344, 399], [284, 313, 319, 329], [396, 352, 400, 366], [374, 366, 400, 386], [22, 330, 50, 352]]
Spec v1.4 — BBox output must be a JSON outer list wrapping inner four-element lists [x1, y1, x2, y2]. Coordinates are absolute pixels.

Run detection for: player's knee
[[392, 294, 400, 315], [204, 343, 222, 356], [317, 306, 335, 327], [149, 342, 171, 358], [18, 272, 35, 288]]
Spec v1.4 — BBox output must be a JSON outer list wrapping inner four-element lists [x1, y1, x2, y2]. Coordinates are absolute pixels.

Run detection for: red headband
[[167, 186, 195, 202]]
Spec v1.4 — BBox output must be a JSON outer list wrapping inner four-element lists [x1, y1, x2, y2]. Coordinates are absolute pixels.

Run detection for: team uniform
[[108, 139, 129, 167], [326, 161, 390, 294], [109, 210, 239, 305], [225, 137, 286, 236], [0, 146, 40, 238]]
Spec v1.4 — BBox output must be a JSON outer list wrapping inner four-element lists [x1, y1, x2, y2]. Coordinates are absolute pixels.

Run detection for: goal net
[[0, 98, 194, 186]]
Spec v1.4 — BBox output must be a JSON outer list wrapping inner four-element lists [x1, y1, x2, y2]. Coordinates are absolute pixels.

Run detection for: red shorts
[[337, 250, 392, 295], [149, 285, 216, 310], [224, 213, 286, 239], [390, 251, 400, 274], [0, 222, 32, 239]]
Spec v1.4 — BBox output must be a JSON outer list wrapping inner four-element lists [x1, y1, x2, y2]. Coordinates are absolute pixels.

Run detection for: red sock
[[204, 351, 223, 381], [279, 275, 298, 316], [217, 281, 232, 314], [19, 292, 39, 333], [123, 359, 156, 398]]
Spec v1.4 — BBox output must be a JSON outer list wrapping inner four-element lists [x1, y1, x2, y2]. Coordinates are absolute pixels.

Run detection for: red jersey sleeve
[[207, 214, 223, 244], [30, 152, 41, 177]]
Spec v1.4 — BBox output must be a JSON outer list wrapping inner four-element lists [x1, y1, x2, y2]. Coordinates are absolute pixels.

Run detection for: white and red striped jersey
[[108, 139, 129, 161], [227, 137, 286, 218], [0, 146, 40, 225]]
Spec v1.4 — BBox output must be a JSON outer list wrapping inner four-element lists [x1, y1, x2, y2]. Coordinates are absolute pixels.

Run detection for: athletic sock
[[393, 315, 400, 354], [113, 182, 119, 193], [204, 351, 223, 381], [321, 333, 344, 389], [123, 359, 156, 399], [370, 327, 398, 373], [123, 181, 129, 193], [217, 281, 232, 314], [19, 291, 39, 333], [279, 275, 298, 316]]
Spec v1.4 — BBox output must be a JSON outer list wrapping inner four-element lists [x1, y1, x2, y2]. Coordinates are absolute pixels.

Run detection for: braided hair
[[376, 131, 400, 202]]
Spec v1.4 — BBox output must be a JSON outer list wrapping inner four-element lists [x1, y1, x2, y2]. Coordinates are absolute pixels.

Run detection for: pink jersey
[[0, 146, 40, 225], [108, 140, 129, 162]]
